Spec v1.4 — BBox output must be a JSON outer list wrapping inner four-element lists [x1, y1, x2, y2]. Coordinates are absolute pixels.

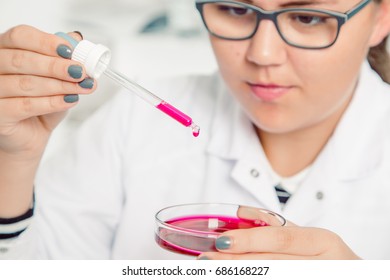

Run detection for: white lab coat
[[1, 61, 390, 260]]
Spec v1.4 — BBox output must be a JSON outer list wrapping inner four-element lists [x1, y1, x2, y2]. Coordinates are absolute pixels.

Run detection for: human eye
[[288, 12, 330, 26], [216, 4, 254, 16]]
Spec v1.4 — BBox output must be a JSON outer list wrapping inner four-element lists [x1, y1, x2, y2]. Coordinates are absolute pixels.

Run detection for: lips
[[248, 83, 292, 102]]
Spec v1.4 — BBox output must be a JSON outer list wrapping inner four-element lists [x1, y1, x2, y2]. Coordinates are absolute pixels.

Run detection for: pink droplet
[[192, 126, 200, 137]]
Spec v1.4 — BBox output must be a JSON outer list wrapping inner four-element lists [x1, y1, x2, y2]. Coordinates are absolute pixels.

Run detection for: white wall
[[0, 0, 216, 117], [1, 0, 388, 124], [0, 0, 217, 157]]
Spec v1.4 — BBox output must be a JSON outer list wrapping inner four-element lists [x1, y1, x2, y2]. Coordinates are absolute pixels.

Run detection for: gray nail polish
[[55, 32, 79, 48], [57, 44, 72, 59], [64, 94, 79, 103], [68, 65, 83, 79], [79, 78, 94, 89], [215, 236, 231, 250], [198, 256, 210, 260]]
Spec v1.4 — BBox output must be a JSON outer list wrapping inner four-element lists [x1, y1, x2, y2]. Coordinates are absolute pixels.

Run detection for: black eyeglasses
[[195, 0, 372, 49]]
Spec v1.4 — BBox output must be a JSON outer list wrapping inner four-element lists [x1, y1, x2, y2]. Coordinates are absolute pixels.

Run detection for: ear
[[369, 0, 390, 47]]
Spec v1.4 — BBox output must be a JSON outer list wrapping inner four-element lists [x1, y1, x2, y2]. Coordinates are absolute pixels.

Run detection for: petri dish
[[155, 203, 286, 256]]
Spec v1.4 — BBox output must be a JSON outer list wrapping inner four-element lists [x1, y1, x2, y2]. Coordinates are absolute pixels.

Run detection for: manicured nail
[[68, 65, 83, 79], [73, 31, 83, 40], [215, 236, 231, 250], [197, 256, 210, 260], [55, 32, 79, 48], [64, 94, 79, 103], [79, 78, 94, 89], [57, 44, 72, 59]]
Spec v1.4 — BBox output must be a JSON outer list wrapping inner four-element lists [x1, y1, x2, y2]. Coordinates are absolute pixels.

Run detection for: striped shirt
[[270, 166, 312, 208]]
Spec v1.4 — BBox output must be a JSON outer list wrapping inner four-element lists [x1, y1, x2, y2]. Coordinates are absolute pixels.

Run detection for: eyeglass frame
[[195, 0, 373, 49]]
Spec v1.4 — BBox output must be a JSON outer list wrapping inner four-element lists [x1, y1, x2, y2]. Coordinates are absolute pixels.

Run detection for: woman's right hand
[[0, 25, 96, 217], [0, 25, 96, 160]]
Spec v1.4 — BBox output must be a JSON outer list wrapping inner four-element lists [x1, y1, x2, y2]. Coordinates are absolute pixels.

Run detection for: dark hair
[[369, 0, 389, 83]]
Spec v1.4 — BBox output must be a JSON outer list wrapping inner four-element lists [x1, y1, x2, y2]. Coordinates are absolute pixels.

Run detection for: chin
[[250, 114, 298, 134]]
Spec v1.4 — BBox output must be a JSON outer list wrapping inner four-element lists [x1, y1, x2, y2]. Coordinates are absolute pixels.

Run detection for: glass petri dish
[[155, 203, 286, 256]]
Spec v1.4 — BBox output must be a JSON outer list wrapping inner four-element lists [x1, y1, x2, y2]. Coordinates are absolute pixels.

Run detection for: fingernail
[[64, 94, 79, 103], [57, 44, 72, 59], [197, 256, 210, 260], [79, 78, 94, 89], [55, 32, 79, 48], [73, 31, 83, 40], [68, 65, 83, 79], [215, 236, 231, 250]]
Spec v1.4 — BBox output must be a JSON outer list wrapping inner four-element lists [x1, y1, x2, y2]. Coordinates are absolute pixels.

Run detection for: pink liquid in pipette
[[156, 215, 269, 256], [156, 101, 200, 137]]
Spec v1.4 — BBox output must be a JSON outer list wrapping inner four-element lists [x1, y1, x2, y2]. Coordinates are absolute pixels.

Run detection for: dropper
[[71, 40, 200, 137]]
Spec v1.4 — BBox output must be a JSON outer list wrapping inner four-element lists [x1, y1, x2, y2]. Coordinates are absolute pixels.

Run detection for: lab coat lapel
[[230, 150, 282, 212], [281, 146, 331, 225], [282, 62, 389, 225], [331, 62, 387, 181]]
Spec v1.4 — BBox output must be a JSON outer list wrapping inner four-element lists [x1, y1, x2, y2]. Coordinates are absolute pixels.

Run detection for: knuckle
[[6, 25, 27, 45], [18, 76, 35, 92], [48, 96, 60, 110], [6, 27, 20, 46], [274, 230, 294, 251], [11, 51, 25, 70], [323, 229, 343, 246], [60, 80, 76, 93], [46, 59, 57, 76], [19, 96, 33, 115]]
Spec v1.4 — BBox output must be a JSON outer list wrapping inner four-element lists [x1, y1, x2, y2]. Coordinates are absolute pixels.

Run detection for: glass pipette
[[71, 40, 200, 137], [103, 67, 200, 137]]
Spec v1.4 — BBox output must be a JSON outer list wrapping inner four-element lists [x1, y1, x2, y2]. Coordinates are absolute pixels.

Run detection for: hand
[[0, 25, 96, 217], [198, 223, 360, 260], [0, 25, 95, 159]]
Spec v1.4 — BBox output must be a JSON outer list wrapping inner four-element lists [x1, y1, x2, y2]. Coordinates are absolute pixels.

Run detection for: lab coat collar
[[207, 61, 389, 185], [330, 61, 389, 181]]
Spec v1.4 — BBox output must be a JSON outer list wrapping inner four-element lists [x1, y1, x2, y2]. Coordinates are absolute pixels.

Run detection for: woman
[[0, 0, 389, 259]]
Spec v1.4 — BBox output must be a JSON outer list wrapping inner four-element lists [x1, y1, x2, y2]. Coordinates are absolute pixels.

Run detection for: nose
[[245, 19, 288, 66]]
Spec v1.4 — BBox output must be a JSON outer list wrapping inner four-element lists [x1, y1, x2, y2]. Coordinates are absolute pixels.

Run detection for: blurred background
[[0, 0, 218, 156], [0, 0, 218, 117], [1, 0, 389, 156]]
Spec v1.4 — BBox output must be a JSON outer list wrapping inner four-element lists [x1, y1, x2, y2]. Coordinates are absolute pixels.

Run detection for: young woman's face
[[209, 0, 384, 133]]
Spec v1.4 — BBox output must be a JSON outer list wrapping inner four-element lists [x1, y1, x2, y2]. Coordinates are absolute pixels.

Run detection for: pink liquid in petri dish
[[156, 215, 268, 256]]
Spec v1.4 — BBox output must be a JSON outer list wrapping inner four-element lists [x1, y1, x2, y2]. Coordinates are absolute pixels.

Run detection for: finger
[[198, 252, 316, 260], [0, 95, 79, 123], [237, 206, 287, 226], [0, 25, 73, 58], [55, 32, 81, 49], [214, 226, 342, 256], [71, 31, 83, 41], [0, 75, 95, 98], [0, 49, 87, 81]]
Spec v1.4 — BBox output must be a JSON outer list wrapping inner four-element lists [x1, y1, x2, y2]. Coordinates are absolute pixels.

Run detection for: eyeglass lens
[[202, 2, 339, 48]]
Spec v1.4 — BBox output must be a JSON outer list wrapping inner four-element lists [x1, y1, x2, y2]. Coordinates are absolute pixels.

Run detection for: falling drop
[[192, 124, 200, 138]]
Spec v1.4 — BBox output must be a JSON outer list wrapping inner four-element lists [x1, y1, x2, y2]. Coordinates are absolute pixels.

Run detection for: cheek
[[210, 38, 247, 83], [295, 39, 367, 105]]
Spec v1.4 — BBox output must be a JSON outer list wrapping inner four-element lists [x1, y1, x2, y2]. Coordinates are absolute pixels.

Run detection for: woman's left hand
[[198, 224, 360, 260]]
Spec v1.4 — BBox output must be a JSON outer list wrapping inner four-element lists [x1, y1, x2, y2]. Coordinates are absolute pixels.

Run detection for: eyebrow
[[280, 0, 338, 7], [238, 0, 338, 7]]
